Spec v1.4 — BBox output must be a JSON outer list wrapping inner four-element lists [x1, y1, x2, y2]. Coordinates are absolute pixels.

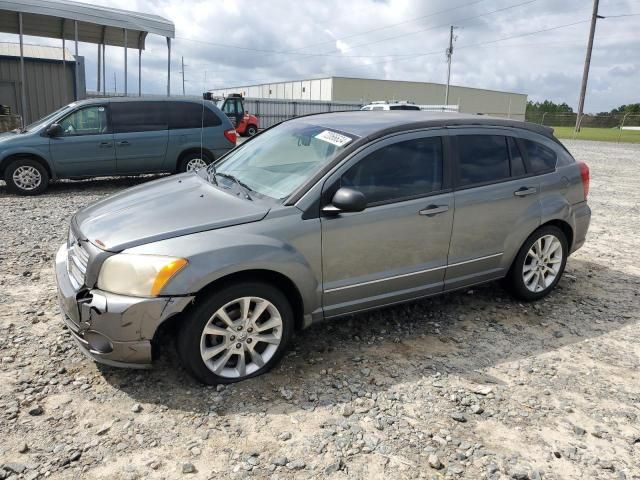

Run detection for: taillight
[[224, 128, 237, 145], [578, 161, 589, 199]]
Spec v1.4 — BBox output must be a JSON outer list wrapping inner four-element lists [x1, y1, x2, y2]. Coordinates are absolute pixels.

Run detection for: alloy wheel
[[199, 296, 283, 378], [522, 234, 563, 293], [12, 165, 42, 191], [186, 158, 208, 171]]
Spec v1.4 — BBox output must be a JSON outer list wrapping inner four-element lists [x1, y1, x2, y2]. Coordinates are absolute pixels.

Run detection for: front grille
[[67, 232, 89, 290]]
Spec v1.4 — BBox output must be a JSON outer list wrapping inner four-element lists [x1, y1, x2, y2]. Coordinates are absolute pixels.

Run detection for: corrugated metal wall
[[0, 56, 77, 124]]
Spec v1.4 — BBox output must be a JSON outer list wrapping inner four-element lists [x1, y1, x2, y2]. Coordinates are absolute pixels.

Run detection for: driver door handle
[[99, 141, 113, 148], [419, 205, 449, 216]]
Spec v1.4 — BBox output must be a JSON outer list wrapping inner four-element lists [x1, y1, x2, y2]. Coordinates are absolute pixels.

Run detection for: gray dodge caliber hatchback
[[0, 97, 236, 195], [55, 111, 591, 384]]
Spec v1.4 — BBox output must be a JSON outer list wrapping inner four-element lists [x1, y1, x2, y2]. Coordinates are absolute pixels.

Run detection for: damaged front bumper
[[55, 244, 194, 368]]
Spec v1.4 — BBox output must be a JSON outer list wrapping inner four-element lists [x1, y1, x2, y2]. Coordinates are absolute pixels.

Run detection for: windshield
[[24, 104, 76, 132], [210, 122, 356, 200]]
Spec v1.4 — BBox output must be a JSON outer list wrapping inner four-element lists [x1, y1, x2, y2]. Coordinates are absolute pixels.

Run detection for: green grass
[[551, 126, 640, 144]]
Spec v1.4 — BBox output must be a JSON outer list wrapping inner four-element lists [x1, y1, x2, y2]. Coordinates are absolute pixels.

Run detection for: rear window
[[457, 135, 510, 186], [111, 101, 167, 133], [389, 105, 421, 110], [169, 103, 222, 129], [523, 139, 557, 172]]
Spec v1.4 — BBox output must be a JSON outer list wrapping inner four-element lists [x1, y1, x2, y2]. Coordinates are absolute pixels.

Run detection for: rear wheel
[[506, 225, 568, 301], [178, 152, 212, 173], [246, 124, 258, 137], [4, 158, 49, 195], [177, 282, 294, 385]]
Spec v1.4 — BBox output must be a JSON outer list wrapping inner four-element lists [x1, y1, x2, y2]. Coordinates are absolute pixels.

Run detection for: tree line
[[526, 100, 640, 116]]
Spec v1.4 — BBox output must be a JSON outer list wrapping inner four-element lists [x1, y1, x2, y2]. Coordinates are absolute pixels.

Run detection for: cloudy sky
[[4, 0, 639, 112]]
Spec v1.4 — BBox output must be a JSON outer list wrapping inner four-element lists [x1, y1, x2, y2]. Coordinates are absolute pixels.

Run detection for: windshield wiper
[[215, 172, 253, 200]]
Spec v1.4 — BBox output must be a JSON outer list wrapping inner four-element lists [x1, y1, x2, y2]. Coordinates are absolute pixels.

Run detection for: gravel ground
[[0, 140, 639, 480]]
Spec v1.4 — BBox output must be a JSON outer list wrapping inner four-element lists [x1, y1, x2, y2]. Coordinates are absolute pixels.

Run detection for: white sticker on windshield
[[315, 130, 352, 147]]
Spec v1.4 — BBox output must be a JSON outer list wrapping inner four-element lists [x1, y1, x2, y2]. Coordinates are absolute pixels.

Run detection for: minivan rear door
[[445, 129, 540, 290], [111, 101, 169, 174]]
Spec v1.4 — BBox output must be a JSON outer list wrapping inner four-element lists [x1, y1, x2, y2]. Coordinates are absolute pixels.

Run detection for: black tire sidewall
[[246, 125, 257, 136], [178, 282, 294, 385], [508, 225, 568, 301], [4, 159, 49, 195], [178, 152, 212, 173]]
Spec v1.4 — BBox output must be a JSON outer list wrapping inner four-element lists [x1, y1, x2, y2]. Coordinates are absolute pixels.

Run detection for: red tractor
[[212, 93, 259, 137]]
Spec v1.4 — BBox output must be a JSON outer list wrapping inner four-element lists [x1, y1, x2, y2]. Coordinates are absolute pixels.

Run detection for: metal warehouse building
[[210, 76, 527, 120], [0, 42, 83, 124]]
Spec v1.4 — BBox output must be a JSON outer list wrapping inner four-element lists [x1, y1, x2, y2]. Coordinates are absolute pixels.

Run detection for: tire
[[246, 124, 258, 137], [506, 225, 568, 301], [177, 282, 294, 385], [178, 151, 212, 173], [4, 158, 49, 195]]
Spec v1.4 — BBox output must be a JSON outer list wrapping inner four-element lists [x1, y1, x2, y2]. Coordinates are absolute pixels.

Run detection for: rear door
[[445, 129, 540, 289], [49, 103, 116, 176], [111, 101, 169, 174], [321, 131, 454, 317]]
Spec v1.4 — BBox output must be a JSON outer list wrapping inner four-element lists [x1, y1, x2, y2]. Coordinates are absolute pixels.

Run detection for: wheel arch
[[0, 152, 54, 179], [176, 148, 214, 171], [540, 219, 574, 250]]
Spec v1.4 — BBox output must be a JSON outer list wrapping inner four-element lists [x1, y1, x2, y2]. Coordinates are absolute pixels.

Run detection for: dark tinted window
[[508, 137, 526, 176], [523, 139, 557, 172], [111, 101, 167, 133], [341, 137, 443, 205], [457, 135, 510, 186], [389, 105, 421, 110], [168, 102, 222, 129]]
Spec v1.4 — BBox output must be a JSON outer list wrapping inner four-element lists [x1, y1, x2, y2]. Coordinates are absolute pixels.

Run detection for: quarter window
[[523, 139, 557, 172], [59, 106, 108, 136], [341, 137, 443, 205], [168, 103, 222, 129], [457, 135, 510, 186], [111, 101, 168, 133], [508, 137, 526, 177]]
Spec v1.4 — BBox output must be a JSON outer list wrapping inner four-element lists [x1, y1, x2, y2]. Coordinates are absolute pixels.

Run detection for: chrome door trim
[[447, 252, 503, 268]]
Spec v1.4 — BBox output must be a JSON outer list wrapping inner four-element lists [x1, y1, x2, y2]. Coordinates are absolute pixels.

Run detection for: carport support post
[[102, 43, 106, 95], [18, 12, 27, 127], [74, 21, 79, 101], [97, 43, 101, 92], [138, 33, 143, 96], [166, 37, 171, 96], [123, 29, 128, 96]]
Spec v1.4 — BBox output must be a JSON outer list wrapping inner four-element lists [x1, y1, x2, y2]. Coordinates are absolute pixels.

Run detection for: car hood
[[0, 130, 21, 144], [73, 173, 270, 251]]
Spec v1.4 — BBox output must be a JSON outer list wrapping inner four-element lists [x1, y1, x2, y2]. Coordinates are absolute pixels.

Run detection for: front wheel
[[4, 158, 49, 195], [506, 225, 568, 301], [177, 282, 294, 385]]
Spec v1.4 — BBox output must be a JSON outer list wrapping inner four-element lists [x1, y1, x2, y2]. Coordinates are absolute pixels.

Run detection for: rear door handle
[[117, 140, 130, 146], [514, 187, 537, 197], [99, 141, 112, 148], [419, 205, 449, 216]]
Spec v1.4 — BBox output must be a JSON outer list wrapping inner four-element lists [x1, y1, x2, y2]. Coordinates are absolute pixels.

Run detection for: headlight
[[97, 254, 188, 297]]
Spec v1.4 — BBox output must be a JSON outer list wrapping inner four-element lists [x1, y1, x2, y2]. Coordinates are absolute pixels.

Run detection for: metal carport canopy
[[0, 0, 175, 125]]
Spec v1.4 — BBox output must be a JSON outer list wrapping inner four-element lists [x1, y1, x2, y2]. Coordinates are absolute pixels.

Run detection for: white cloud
[[2, 0, 638, 112]]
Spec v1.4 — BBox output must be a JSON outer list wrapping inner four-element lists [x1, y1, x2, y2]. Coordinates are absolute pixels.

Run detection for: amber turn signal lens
[[151, 258, 188, 296]]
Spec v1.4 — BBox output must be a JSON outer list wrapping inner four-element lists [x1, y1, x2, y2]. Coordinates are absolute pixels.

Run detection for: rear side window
[[341, 137, 443, 205], [169, 103, 222, 129], [457, 135, 510, 186], [523, 139, 557, 172], [111, 101, 167, 133], [508, 137, 526, 177]]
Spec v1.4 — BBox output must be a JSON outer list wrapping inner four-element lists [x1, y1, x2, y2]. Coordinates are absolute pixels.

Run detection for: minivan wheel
[[506, 225, 568, 301], [177, 282, 294, 385], [246, 125, 258, 136], [178, 152, 211, 173], [4, 158, 49, 195]]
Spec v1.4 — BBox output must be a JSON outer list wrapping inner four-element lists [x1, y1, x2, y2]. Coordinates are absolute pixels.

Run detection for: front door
[[445, 130, 541, 289], [321, 131, 454, 318], [49, 104, 116, 176], [111, 101, 169, 174]]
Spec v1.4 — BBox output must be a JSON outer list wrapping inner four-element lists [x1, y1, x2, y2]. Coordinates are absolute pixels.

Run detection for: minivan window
[[168, 103, 222, 129], [342, 137, 443, 205], [523, 139, 557, 173], [59, 105, 108, 136], [111, 101, 168, 133], [389, 105, 421, 110], [457, 135, 510, 186]]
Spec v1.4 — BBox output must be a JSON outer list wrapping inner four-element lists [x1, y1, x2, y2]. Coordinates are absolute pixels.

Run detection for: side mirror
[[323, 187, 367, 214], [46, 123, 63, 137]]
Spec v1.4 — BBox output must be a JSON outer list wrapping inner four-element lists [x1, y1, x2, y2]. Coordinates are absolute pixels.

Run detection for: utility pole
[[575, 0, 603, 132], [444, 26, 458, 106], [180, 56, 187, 95], [113, 72, 117, 94]]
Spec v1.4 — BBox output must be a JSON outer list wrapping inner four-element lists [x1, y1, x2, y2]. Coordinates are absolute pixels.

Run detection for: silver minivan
[[0, 97, 236, 195], [55, 111, 591, 385]]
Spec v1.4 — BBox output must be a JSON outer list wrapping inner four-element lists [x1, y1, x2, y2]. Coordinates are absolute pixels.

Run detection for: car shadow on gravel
[[100, 258, 639, 415]]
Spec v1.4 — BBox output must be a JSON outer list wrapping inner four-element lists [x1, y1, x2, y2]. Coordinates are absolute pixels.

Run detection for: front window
[[211, 122, 356, 200], [59, 105, 109, 136], [23, 104, 75, 132]]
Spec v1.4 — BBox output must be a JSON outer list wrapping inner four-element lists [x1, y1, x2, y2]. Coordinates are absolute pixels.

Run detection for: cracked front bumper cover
[[55, 244, 194, 368]]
